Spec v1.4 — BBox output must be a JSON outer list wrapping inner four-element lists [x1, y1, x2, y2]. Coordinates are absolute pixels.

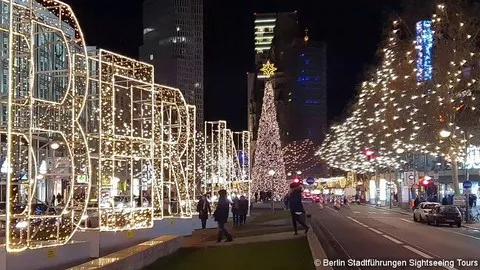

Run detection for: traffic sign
[[306, 177, 315, 185], [463, 181, 472, 189]]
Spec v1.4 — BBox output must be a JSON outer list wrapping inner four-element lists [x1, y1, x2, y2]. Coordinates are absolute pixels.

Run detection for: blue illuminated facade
[[416, 20, 433, 82], [283, 44, 327, 143]]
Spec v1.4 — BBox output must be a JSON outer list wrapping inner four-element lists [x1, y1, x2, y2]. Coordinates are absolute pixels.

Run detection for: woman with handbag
[[288, 182, 310, 235]]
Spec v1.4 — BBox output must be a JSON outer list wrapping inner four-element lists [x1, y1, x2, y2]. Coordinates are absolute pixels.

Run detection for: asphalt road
[[306, 203, 480, 270]]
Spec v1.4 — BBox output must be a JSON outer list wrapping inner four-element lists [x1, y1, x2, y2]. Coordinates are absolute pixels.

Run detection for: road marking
[[353, 211, 360, 214], [326, 206, 338, 212], [382, 234, 403, 244], [347, 216, 369, 227], [368, 211, 376, 214], [403, 245, 433, 259], [368, 228, 383, 234], [437, 227, 480, 241], [401, 218, 414, 223], [383, 212, 390, 214]]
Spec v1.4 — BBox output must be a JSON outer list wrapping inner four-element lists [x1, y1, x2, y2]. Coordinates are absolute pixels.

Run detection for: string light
[[283, 139, 322, 176], [251, 81, 288, 198], [4, 0, 92, 252], [2, 0, 249, 252], [260, 61, 277, 78], [203, 122, 251, 201], [317, 1, 480, 197]]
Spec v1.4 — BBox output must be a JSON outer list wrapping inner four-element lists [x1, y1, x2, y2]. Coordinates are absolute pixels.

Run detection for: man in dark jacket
[[196, 195, 211, 229], [238, 195, 248, 225], [288, 183, 309, 235], [213, 189, 233, 242]]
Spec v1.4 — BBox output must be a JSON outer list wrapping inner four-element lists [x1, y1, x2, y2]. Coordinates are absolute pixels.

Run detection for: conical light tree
[[252, 81, 288, 198]]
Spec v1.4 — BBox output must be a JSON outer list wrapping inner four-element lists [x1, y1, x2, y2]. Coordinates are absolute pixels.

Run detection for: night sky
[[63, 0, 403, 132]]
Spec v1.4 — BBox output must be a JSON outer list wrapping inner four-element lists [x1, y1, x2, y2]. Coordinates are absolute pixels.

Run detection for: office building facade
[[140, 0, 204, 129], [248, 12, 327, 146]]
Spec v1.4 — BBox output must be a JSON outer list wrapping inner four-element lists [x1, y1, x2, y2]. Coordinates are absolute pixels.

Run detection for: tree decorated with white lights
[[318, 18, 421, 173], [412, 1, 480, 195], [252, 80, 288, 197], [319, 1, 480, 197]]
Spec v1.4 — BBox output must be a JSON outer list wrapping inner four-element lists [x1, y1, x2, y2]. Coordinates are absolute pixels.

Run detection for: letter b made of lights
[[2, 0, 91, 251], [0, 0, 250, 252]]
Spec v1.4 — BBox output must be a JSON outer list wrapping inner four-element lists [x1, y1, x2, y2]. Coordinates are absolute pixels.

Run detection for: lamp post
[[268, 169, 275, 214], [464, 131, 471, 223]]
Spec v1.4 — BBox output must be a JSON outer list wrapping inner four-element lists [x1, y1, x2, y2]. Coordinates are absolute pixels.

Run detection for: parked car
[[413, 202, 440, 222], [425, 205, 462, 227]]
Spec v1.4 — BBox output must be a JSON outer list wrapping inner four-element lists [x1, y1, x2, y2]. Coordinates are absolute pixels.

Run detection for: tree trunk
[[451, 154, 461, 196]]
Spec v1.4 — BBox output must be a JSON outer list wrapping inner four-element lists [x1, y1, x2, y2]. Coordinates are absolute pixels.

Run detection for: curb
[[462, 224, 480, 230], [307, 230, 333, 270]]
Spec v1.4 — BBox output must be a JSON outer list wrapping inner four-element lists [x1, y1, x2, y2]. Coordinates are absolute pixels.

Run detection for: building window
[[143, 28, 154, 35], [149, 54, 154, 60]]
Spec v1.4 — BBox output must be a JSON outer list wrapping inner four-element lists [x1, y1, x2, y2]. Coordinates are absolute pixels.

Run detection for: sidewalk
[[198, 231, 304, 247]]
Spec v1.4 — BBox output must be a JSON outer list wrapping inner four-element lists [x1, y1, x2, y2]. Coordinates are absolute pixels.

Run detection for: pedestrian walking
[[196, 194, 211, 229], [213, 189, 233, 242], [231, 196, 240, 227], [238, 195, 248, 225], [288, 183, 309, 235]]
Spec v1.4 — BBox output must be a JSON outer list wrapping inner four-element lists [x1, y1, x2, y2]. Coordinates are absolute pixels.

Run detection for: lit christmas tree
[[252, 80, 288, 198]]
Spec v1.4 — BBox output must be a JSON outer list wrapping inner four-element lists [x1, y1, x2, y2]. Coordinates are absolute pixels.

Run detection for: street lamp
[[287, 172, 292, 177], [296, 171, 302, 175], [439, 129, 451, 138], [268, 170, 275, 213], [50, 141, 60, 150]]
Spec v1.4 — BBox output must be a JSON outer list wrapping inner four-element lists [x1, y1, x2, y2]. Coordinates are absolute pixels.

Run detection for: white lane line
[[437, 227, 480, 241], [403, 245, 433, 259], [347, 216, 369, 227], [368, 211, 376, 214], [382, 234, 403, 244], [352, 211, 360, 214], [368, 228, 383, 234], [326, 206, 338, 212], [401, 218, 414, 223]]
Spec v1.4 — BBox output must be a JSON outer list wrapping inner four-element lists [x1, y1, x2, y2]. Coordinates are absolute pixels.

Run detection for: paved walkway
[[183, 216, 293, 248], [195, 231, 304, 247]]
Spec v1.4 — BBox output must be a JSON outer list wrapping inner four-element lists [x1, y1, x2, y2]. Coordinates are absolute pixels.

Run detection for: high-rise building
[[283, 42, 327, 143], [248, 12, 327, 146], [248, 12, 298, 143], [140, 0, 204, 130]]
